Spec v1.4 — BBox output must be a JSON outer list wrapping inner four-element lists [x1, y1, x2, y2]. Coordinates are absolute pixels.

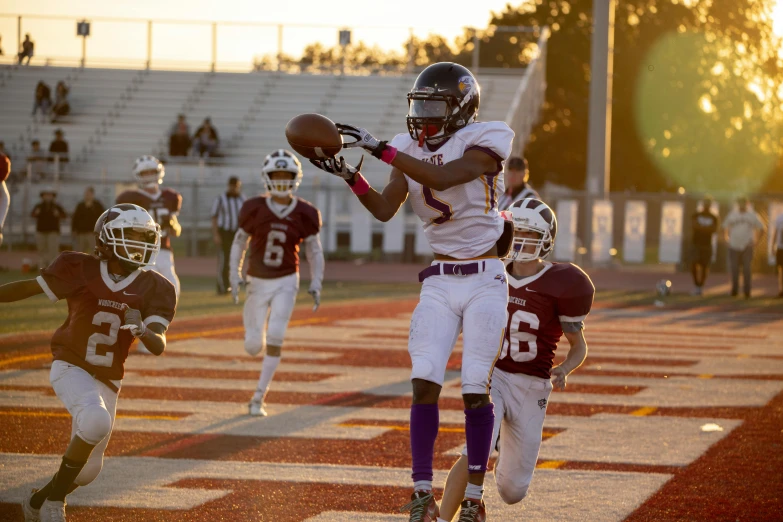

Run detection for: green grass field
[[0, 270, 421, 335]]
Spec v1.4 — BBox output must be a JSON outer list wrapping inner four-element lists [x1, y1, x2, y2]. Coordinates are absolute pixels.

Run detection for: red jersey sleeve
[[163, 189, 183, 214], [555, 264, 595, 324], [142, 274, 177, 332], [300, 200, 322, 238], [238, 197, 263, 235], [36, 251, 89, 302]]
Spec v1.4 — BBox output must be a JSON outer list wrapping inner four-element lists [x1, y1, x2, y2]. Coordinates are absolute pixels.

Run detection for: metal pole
[[277, 24, 283, 71], [17, 16, 21, 62], [471, 29, 480, 72], [22, 163, 31, 247], [211, 22, 217, 72], [146, 20, 153, 69], [585, 0, 616, 265], [81, 36, 86, 68]]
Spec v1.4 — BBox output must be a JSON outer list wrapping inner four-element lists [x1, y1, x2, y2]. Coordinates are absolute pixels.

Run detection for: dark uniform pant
[[217, 229, 237, 293]]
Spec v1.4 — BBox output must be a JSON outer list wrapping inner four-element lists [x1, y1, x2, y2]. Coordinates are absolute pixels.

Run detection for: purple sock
[[465, 403, 495, 475], [410, 403, 439, 483]]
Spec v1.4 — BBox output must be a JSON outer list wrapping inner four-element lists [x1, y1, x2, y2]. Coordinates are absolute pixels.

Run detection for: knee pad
[[410, 358, 435, 382], [461, 363, 491, 394], [74, 455, 104, 486], [244, 338, 265, 357], [76, 406, 112, 445], [496, 478, 529, 505]]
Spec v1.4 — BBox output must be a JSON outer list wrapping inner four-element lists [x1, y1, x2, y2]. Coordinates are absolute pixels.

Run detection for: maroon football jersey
[[37, 252, 177, 381], [116, 188, 182, 251], [238, 196, 321, 279], [494, 262, 594, 379]]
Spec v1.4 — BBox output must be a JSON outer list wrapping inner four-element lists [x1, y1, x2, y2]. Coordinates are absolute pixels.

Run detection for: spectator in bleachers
[[31, 187, 67, 268], [32, 81, 51, 121], [193, 117, 220, 158], [50, 81, 71, 123], [27, 140, 48, 180], [169, 114, 191, 157], [17, 33, 34, 65], [49, 129, 69, 162], [71, 186, 105, 254]]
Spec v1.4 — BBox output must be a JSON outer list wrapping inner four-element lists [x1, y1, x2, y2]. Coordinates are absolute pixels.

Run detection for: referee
[[498, 156, 540, 210], [211, 176, 246, 294]]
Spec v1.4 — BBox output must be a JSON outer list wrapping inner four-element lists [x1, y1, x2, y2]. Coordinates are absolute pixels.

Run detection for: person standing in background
[[0, 154, 10, 248], [31, 187, 67, 268], [71, 187, 105, 254], [690, 196, 720, 296], [772, 211, 783, 298], [722, 197, 765, 298], [498, 157, 540, 210], [211, 176, 245, 295]]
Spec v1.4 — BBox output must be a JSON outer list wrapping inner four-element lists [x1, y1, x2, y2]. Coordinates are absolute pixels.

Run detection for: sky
[[0, 0, 781, 68], [0, 0, 518, 69]]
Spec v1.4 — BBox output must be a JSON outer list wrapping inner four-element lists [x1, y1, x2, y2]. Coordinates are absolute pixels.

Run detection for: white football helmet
[[133, 155, 165, 188], [261, 149, 302, 197], [502, 198, 557, 262], [94, 203, 161, 271]]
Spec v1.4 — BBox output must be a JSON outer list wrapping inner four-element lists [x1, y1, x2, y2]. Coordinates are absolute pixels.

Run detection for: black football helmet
[[406, 62, 480, 147]]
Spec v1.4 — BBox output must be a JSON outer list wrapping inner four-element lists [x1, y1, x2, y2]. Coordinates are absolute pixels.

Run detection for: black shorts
[[776, 248, 783, 268], [692, 244, 712, 266]]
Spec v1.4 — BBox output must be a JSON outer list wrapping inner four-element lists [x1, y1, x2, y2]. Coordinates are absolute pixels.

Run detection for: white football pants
[[460, 367, 553, 504], [50, 360, 119, 486], [408, 258, 508, 395], [243, 272, 299, 355]]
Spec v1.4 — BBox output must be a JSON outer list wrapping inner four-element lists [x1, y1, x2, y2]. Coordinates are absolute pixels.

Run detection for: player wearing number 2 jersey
[[1, 203, 176, 522], [230, 149, 324, 417], [311, 62, 514, 522], [439, 198, 594, 521]]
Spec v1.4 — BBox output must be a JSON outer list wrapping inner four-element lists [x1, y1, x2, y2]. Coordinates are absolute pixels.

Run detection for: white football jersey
[[390, 121, 515, 258]]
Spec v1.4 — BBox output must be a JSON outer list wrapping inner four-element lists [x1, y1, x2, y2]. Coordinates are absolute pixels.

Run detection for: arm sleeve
[[229, 228, 250, 286], [464, 122, 515, 166], [142, 280, 177, 332], [304, 233, 325, 293], [0, 181, 9, 229], [36, 252, 85, 302]]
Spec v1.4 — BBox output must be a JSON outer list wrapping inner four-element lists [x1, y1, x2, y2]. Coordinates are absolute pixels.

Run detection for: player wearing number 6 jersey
[[438, 198, 594, 522], [230, 149, 324, 417], [311, 62, 514, 522], [0, 203, 176, 522]]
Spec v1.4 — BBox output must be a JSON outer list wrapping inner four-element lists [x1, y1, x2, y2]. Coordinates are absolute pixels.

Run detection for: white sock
[[251, 355, 280, 403], [465, 482, 484, 500], [413, 480, 432, 492]]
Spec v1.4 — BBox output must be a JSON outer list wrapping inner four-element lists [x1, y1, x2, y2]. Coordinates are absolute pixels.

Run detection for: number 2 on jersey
[[421, 186, 453, 224], [500, 310, 539, 362], [263, 230, 287, 267], [86, 311, 121, 367]]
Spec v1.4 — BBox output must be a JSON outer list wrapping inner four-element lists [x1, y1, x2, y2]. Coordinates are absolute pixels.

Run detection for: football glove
[[308, 288, 321, 312], [336, 123, 388, 158], [309, 155, 364, 182], [119, 304, 146, 338]]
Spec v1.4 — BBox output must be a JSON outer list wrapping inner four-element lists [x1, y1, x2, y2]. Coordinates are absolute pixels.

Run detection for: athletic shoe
[[40, 500, 66, 522], [248, 401, 267, 417], [457, 498, 486, 522], [21, 489, 40, 522], [399, 490, 439, 522]]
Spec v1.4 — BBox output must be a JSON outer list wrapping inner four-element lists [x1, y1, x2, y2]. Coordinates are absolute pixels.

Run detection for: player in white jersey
[[311, 62, 515, 522]]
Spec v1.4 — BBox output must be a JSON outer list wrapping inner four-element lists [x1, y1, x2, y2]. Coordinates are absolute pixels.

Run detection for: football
[[285, 113, 343, 160]]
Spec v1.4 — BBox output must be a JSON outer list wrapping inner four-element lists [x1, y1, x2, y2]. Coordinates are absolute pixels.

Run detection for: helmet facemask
[[262, 170, 299, 197], [100, 222, 161, 272], [508, 225, 553, 262], [137, 168, 163, 190]]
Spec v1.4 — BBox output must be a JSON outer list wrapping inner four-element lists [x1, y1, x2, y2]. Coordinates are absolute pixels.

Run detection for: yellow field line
[[536, 460, 565, 469], [0, 353, 50, 368], [0, 410, 181, 421], [167, 316, 331, 341], [630, 406, 658, 416]]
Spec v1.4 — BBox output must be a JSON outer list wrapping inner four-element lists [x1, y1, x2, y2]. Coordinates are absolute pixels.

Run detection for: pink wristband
[[350, 173, 371, 196], [379, 145, 398, 165]]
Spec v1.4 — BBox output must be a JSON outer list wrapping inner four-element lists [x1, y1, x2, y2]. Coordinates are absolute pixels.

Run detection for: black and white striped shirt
[[211, 192, 246, 231], [498, 184, 541, 210]]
